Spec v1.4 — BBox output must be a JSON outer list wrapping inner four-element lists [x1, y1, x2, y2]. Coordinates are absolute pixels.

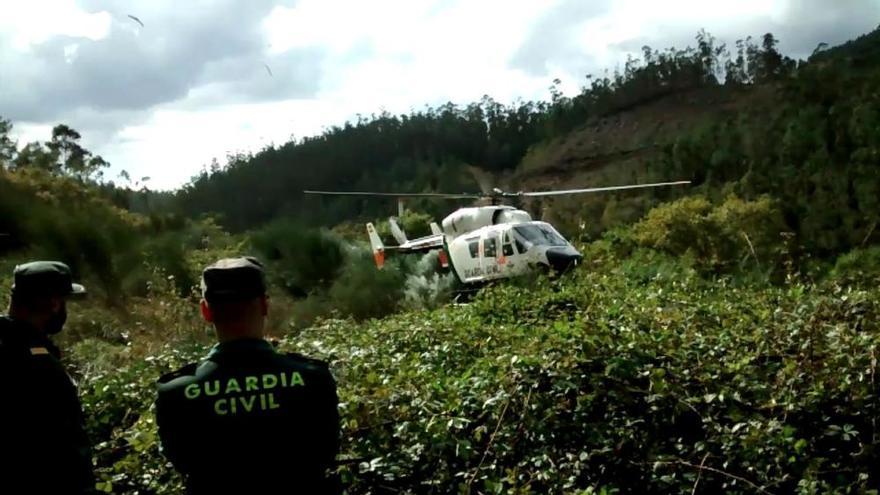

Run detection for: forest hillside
[[0, 27, 879, 494]]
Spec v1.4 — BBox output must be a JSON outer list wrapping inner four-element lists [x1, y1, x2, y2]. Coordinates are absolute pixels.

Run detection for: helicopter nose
[[546, 248, 583, 272]]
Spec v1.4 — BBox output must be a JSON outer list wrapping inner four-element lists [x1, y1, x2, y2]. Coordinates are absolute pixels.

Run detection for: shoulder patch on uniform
[[285, 352, 329, 367], [157, 362, 199, 384]]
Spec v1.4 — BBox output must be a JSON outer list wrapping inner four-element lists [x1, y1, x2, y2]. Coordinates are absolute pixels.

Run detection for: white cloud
[[0, 0, 111, 49], [264, 0, 449, 55], [102, 99, 353, 190], [4, 0, 877, 190]]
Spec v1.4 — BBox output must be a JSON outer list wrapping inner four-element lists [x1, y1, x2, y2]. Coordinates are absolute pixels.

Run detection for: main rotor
[[303, 180, 692, 214]]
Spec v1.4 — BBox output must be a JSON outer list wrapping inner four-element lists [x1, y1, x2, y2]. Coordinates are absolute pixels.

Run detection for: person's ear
[[200, 300, 214, 323], [260, 295, 269, 317]]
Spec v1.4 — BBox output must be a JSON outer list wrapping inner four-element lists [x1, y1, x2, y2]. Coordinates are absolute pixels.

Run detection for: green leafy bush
[[71, 251, 880, 494], [633, 195, 786, 273], [0, 169, 145, 300], [374, 210, 436, 244], [402, 251, 458, 310], [250, 220, 345, 297], [830, 246, 880, 286], [327, 248, 409, 320]]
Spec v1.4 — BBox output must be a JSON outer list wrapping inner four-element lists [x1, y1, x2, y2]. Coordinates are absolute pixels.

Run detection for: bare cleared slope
[[512, 85, 772, 192]]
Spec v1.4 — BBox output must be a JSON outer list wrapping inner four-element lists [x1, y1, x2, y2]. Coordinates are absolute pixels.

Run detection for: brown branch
[[350, 419, 399, 434], [873, 346, 878, 443], [741, 231, 759, 265], [467, 394, 513, 490], [691, 453, 710, 495], [652, 459, 775, 495], [862, 220, 877, 247]]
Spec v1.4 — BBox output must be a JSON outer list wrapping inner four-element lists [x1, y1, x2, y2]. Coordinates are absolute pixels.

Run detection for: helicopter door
[[479, 231, 502, 279], [497, 230, 512, 269], [500, 229, 528, 276]]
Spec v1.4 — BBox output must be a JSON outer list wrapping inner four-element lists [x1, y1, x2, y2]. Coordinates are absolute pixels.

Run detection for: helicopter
[[304, 180, 690, 284]]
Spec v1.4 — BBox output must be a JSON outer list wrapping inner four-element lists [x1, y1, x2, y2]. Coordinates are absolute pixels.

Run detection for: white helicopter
[[304, 181, 689, 284]]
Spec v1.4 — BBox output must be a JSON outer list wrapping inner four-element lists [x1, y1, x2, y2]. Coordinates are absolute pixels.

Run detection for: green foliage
[[327, 249, 409, 320], [397, 210, 435, 240], [632, 195, 785, 273], [72, 253, 880, 494], [275, 268, 880, 494], [76, 340, 204, 494], [600, 196, 652, 231], [251, 219, 456, 324], [0, 118, 15, 164], [0, 164, 248, 306], [0, 168, 144, 299], [402, 251, 458, 310], [830, 247, 880, 286], [6, 123, 109, 181], [373, 210, 435, 245], [652, 32, 880, 257], [710, 195, 787, 266], [250, 220, 345, 297]]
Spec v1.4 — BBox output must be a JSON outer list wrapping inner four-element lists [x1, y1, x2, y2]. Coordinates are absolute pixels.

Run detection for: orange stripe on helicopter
[[374, 249, 385, 269]]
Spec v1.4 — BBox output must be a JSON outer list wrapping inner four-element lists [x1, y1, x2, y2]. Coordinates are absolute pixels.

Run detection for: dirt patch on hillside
[[513, 85, 774, 191]]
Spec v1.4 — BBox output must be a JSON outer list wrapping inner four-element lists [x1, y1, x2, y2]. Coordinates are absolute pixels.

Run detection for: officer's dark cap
[[12, 261, 87, 298], [201, 257, 267, 303]]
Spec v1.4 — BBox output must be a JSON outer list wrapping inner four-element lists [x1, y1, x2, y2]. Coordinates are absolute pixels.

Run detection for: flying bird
[[127, 14, 144, 28], [263, 63, 273, 77]]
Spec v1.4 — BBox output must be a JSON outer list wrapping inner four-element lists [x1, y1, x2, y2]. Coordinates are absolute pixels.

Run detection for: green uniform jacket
[[156, 338, 340, 494], [0, 315, 96, 494]]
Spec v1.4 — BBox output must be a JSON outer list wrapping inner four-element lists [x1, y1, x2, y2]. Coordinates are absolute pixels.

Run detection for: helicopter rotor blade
[[517, 180, 691, 197], [303, 190, 483, 199]]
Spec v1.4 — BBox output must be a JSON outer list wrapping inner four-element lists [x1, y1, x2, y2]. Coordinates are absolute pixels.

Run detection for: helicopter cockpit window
[[502, 232, 514, 256], [483, 236, 497, 258], [467, 238, 479, 258], [513, 225, 567, 247]]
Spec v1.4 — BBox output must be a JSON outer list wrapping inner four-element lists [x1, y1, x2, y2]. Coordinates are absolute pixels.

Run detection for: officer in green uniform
[[0, 261, 96, 494], [156, 257, 340, 494]]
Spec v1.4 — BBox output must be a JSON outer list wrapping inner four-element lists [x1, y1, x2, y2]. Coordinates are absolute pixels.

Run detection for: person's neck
[[216, 326, 264, 344], [8, 308, 46, 335]]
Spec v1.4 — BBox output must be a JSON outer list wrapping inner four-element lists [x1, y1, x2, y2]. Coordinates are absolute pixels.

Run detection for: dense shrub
[[250, 220, 346, 297], [402, 250, 458, 310], [632, 194, 786, 273], [292, 268, 880, 494], [830, 246, 880, 286], [327, 248, 410, 320], [70, 249, 880, 494], [0, 169, 145, 299], [375, 210, 436, 244]]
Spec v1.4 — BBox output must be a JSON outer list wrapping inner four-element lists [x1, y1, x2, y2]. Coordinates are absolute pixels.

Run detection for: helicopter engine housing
[[441, 206, 532, 239]]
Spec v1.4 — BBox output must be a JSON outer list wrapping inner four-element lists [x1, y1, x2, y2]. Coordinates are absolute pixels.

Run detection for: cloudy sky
[[2, 0, 878, 190]]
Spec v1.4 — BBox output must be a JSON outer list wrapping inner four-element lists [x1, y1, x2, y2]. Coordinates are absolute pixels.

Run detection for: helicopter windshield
[[513, 224, 568, 247]]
